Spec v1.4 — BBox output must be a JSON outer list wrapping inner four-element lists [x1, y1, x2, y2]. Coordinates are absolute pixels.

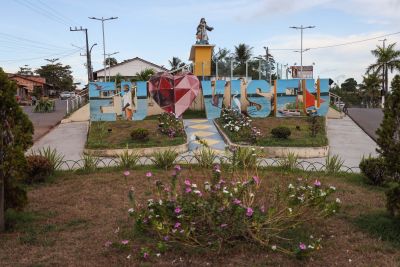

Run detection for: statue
[[196, 18, 213, 44]]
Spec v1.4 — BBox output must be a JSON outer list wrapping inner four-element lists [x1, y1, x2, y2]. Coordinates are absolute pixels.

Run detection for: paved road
[[347, 108, 383, 141], [22, 99, 67, 142]]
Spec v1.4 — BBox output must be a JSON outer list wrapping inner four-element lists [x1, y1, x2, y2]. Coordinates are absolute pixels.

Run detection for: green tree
[[341, 78, 358, 92], [169, 57, 185, 71], [376, 74, 400, 180], [233, 43, 253, 76], [0, 68, 34, 231], [17, 65, 33, 76], [359, 73, 381, 108], [105, 57, 118, 66], [134, 68, 155, 81], [367, 43, 400, 95], [35, 62, 74, 92], [212, 47, 231, 76]]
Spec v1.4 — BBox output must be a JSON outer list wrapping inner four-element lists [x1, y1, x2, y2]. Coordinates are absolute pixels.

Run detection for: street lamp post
[[290, 25, 315, 78], [89, 16, 118, 81]]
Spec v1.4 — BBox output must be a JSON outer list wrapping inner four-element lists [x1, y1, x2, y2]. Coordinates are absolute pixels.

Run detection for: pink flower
[[174, 222, 181, 228], [233, 199, 241, 205], [246, 207, 254, 217], [121, 240, 129, 245], [163, 236, 169, 241], [146, 172, 152, 178], [252, 176, 260, 185], [314, 180, 321, 187], [220, 223, 228, 228], [174, 165, 181, 171], [143, 252, 149, 259], [185, 187, 192, 193], [123, 171, 130, 176], [174, 207, 181, 214], [104, 241, 112, 247], [299, 242, 307, 250], [184, 179, 191, 186]]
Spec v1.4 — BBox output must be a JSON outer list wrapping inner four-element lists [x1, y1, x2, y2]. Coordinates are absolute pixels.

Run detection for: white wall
[[96, 59, 166, 77]]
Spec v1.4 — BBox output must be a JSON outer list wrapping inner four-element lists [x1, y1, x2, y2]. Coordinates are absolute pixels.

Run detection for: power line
[[14, 0, 68, 26], [269, 31, 400, 51], [0, 48, 80, 63], [0, 32, 71, 50]]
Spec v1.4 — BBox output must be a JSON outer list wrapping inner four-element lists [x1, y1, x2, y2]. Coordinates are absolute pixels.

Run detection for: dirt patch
[[0, 168, 399, 266]]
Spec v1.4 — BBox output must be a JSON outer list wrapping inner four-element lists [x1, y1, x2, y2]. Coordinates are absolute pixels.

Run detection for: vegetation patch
[[217, 116, 328, 147], [86, 120, 186, 149]]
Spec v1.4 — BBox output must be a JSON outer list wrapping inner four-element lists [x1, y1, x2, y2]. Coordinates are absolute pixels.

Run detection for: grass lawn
[[216, 116, 328, 147], [86, 120, 186, 149], [1, 167, 399, 266]]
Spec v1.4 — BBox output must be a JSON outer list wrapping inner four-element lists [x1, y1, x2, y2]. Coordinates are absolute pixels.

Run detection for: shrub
[[130, 128, 149, 141], [386, 183, 400, 218], [279, 152, 299, 170], [158, 112, 184, 138], [118, 148, 140, 169], [79, 154, 99, 173], [34, 99, 55, 113], [359, 156, 386, 185], [124, 166, 340, 258], [220, 108, 261, 144], [271, 126, 291, 139], [194, 143, 217, 169], [377, 75, 400, 181], [35, 147, 64, 172], [325, 154, 344, 174], [229, 146, 259, 171], [0, 67, 34, 230], [25, 155, 52, 184], [151, 149, 177, 170]]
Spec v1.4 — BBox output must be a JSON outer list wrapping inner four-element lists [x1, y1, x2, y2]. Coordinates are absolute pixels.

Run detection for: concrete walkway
[[327, 116, 378, 168], [184, 119, 226, 152], [28, 122, 88, 161]]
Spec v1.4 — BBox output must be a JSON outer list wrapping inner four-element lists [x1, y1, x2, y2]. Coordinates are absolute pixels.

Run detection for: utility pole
[[70, 26, 92, 83], [263, 46, 269, 82], [290, 25, 315, 78], [89, 16, 118, 81]]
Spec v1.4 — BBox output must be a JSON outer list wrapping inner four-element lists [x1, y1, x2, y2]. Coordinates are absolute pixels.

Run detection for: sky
[[1, 0, 400, 87]]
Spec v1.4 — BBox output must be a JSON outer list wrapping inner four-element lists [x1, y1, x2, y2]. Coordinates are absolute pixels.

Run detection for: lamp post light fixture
[[88, 16, 118, 81], [290, 25, 315, 79]]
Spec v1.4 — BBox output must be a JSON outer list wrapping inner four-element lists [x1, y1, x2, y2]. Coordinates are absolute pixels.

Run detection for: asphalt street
[[347, 108, 383, 141]]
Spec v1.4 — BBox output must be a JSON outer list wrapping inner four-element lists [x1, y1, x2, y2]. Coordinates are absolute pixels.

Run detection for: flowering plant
[[219, 108, 261, 143], [158, 112, 184, 138], [126, 165, 340, 257]]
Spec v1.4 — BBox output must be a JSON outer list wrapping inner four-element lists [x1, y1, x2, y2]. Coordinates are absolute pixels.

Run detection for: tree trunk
[[0, 177, 4, 232]]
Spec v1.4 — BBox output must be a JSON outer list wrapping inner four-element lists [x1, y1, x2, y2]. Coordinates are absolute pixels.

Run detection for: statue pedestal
[[189, 44, 214, 77]]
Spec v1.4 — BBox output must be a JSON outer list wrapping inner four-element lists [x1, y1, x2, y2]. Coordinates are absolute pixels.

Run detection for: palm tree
[[359, 73, 381, 108], [233, 43, 253, 65], [367, 43, 400, 95], [169, 57, 185, 71], [134, 68, 155, 81], [212, 47, 230, 76]]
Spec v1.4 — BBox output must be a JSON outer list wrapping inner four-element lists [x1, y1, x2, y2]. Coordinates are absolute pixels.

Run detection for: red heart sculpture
[[148, 72, 200, 117]]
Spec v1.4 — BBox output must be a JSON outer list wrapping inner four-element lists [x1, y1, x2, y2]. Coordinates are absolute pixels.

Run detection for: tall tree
[[0, 68, 33, 231], [105, 57, 118, 66], [35, 62, 74, 92], [233, 43, 253, 76], [17, 65, 33, 76], [359, 73, 381, 108], [341, 78, 358, 92], [169, 57, 185, 71], [367, 43, 400, 96], [376, 74, 400, 180]]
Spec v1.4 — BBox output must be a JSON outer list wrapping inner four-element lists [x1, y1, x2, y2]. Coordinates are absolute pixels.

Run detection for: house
[[94, 57, 168, 81], [8, 74, 53, 102]]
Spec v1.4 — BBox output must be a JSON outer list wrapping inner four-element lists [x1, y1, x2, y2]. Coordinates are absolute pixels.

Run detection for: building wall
[[96, 59, 166, 78], [9, 76, 44, 92]]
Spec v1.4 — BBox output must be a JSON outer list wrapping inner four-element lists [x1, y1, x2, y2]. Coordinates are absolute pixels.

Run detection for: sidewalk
[[184, 119, 226, 153]]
